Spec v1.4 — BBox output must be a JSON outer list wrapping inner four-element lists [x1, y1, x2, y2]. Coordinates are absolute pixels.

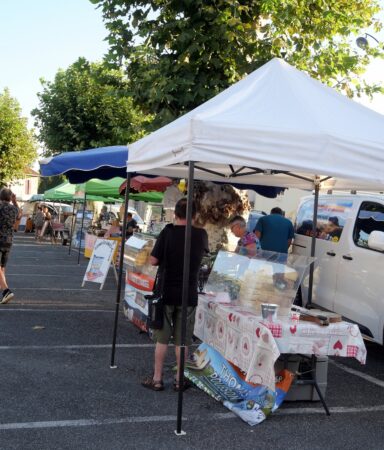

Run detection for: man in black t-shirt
[[125, 212, 138, 238], [0, 188, 21, 304], [141, 198, 209, 392]]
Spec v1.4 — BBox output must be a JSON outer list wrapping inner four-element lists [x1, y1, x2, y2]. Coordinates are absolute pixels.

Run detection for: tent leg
[[68, 201, 76, 255], [176, 161, 194, 435], [110, 172, 131, 368], [77, 194, 87, 265], [307, 180, 320, 307]]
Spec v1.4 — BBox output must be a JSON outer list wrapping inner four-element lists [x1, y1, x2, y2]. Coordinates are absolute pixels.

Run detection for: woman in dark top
[[141, 198, 209, 392]]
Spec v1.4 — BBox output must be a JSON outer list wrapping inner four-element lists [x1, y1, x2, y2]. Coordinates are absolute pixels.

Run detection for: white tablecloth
[[194, 295, 367, 391]]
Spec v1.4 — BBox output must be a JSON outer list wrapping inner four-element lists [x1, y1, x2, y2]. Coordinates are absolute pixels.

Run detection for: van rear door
[[293, 197, 352, 310], [333, 200, 384, 343]]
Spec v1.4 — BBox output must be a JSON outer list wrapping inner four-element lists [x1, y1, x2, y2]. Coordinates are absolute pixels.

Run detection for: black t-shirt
[[151, 224, 209, 306], [126, 218, 138, 237]]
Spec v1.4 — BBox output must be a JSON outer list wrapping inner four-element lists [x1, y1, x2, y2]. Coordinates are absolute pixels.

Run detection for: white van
[[293, 193, 384, 345]]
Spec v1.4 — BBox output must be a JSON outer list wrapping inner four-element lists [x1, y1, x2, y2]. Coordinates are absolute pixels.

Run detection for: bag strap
[[155, 224, 173, 295]]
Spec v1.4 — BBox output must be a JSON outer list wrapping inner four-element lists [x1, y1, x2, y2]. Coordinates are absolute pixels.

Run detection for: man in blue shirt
[[255, 207, 294, 254]]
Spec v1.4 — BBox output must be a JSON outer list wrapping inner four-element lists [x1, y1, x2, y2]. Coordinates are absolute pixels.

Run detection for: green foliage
[[0, 89, 37, 185], [38, 175, 66, 194], [91, 0, 383, 126], [32, 58, 153, 156]]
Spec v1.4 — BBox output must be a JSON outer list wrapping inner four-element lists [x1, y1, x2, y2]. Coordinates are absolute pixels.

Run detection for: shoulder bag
[[145, 225, 173, 330]]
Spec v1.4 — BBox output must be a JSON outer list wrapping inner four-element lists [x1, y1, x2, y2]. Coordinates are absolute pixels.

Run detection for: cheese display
[[205, 250, 313, 317]]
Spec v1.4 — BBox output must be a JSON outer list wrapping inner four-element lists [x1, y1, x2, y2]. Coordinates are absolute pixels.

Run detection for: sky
[[0, 0, 384, 129], [0, 0, 109, 124]]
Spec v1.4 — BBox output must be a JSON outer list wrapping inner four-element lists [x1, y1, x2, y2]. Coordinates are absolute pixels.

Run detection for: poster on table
[[123, 284, 149, 332], [72, 210, 93, 248], [82, 239, 117, 289], [185, 343, 294, 426]]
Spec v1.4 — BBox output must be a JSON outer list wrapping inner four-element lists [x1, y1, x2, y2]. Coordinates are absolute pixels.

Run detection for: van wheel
[[294, 287, 302, 307]]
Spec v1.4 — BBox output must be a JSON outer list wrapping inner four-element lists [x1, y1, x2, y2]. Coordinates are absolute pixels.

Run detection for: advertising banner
[[185, 343, 294, 426], [72, 210, 93, 248], [123, 283, 149, 332]]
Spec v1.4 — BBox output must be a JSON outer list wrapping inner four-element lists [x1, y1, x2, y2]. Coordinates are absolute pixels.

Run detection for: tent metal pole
[[77, 194, 87, 265], [110, 171, 131, 368], [307, 179, 320, 307], [176, 161, 194, 436], [68, 201, 76, 255]]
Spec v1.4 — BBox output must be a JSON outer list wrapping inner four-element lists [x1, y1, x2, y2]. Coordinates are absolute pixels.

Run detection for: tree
[[0, 89, 37, 185], [91, 0, 383, 127], [32, 57, 153, 156]]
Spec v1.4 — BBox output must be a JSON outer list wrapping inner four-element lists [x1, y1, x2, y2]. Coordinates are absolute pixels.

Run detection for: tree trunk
[[193, 181, 250, 252]]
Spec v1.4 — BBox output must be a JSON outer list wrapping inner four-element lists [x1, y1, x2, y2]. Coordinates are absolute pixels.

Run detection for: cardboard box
[[275, 355, 328, 401]]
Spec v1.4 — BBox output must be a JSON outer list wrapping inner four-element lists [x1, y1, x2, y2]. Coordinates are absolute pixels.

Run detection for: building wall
[[9, 175, 39, 202], [248, 188, 311, 222]]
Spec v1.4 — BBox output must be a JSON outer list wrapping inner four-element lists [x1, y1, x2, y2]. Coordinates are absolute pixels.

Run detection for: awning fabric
[[44, 179, 163, 203], [40, 146, 128, 183], [39, 147, 285, 197], [128, 58, 384, 192]]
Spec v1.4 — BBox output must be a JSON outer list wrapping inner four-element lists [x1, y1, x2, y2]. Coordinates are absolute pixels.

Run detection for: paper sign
[[126, 236, 147, 250], [72, 210, 93, 248], [82, 239, 117, 289]]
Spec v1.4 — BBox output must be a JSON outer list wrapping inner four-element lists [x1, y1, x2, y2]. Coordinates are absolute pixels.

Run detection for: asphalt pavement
[[0, 233, 384, 450]]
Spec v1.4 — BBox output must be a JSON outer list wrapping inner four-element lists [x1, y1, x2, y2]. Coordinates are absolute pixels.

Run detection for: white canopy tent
[[124, 58, 384, 432], [128, 58, 384, 191]]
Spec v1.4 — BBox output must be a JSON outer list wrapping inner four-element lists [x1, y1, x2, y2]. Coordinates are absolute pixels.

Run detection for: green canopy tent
[[44, 179, 164, 203], [44, 179, 164, 260], [84, 177, 123, 198], [43, 181, 121, 203]]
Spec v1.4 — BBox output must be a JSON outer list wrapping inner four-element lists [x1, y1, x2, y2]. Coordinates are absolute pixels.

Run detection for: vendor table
[[194, 294, 367, 413]]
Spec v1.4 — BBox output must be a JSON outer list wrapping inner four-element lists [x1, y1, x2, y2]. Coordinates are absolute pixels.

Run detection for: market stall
[[43, 178, 163, 255], [123, 233, 159, 332], [185, 250, 367, 423], [119, 175, 173, 194], [127, 58, 384, 431]]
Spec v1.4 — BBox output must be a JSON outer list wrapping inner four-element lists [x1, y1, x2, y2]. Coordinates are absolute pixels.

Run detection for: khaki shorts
[[153, 305, 196, 346]]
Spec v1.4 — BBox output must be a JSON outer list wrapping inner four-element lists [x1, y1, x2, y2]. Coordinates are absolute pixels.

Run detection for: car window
[[295, 198, 352, 242], [353, 201, 384, 251]]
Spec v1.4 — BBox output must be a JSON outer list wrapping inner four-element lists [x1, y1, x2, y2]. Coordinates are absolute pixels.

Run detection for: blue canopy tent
[[39, 145, 286, 369], [40, 146, 128, 183], [40, 145, 285, 196]]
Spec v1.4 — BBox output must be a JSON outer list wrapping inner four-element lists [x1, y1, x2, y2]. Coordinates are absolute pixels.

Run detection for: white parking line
[[0, 344, 154, 350], [1, 406, 384, 430], [13, 288, 115, 291], [0, 309, 115, 312], [329, 360, 384, 389], [7, 265, 87, 268], [275, 405, 384, 414], [7, 274, 84, 277]]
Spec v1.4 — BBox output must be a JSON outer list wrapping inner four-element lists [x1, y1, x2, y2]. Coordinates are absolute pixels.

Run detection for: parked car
[[293, 193, 384, 345], [105, 204, 144, 225]]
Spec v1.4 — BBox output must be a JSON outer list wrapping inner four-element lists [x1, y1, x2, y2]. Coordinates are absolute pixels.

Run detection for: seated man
[[98, 206, 111, 224], [126, 212, 138, 238], [229, 215, 259, 257]]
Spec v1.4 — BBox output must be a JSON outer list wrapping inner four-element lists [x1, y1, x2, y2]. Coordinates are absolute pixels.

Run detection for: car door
[[333, 201, 384, 343]]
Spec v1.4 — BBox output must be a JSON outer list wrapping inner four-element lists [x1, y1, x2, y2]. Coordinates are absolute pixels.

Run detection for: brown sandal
[[141, 376, 164, 391]]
